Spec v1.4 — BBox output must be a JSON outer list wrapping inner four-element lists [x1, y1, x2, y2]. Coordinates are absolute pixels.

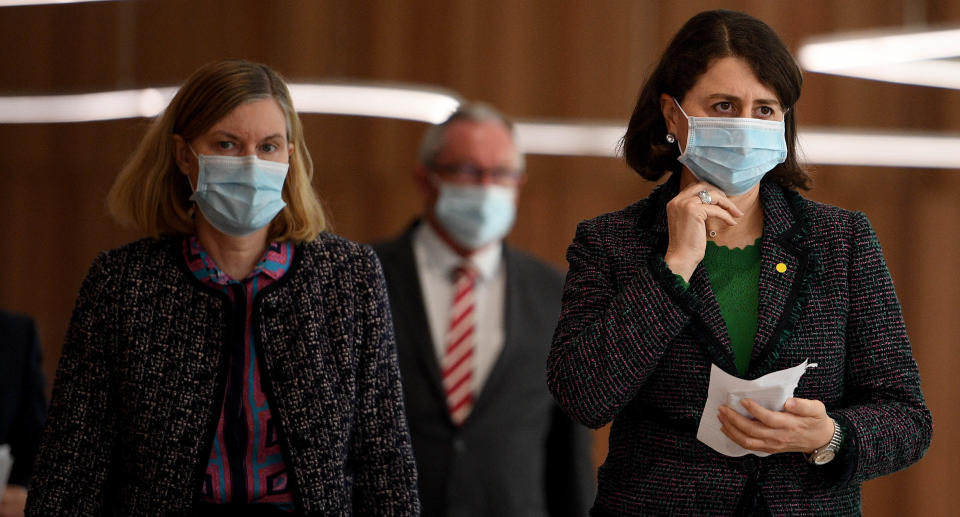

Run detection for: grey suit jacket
[[374, 222, 593, 517]]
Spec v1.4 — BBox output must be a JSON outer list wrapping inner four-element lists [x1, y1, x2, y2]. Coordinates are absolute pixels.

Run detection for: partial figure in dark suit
[[0, 310, 47, 517], [374, 102, 594, 517]]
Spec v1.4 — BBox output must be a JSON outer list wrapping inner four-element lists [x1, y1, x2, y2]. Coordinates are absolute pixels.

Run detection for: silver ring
[[698, 190, 713, 205]]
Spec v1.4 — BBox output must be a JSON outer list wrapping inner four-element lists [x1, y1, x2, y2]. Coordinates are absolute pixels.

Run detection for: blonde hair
[[107, 59, 326, 242]]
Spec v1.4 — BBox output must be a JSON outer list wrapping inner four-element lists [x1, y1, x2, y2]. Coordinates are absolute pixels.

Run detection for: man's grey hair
[[417, 101, 526, 172]]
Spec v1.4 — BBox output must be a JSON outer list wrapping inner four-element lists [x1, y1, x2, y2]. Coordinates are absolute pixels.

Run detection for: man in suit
[[0, 310, 47, 517], [374, 102, 593, 517]]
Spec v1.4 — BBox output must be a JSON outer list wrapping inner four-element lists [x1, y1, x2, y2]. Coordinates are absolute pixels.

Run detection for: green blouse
[[675, 238, 761, 376]]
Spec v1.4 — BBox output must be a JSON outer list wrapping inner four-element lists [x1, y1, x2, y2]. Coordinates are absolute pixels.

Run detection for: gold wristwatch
[[807, 418, 843, 465]]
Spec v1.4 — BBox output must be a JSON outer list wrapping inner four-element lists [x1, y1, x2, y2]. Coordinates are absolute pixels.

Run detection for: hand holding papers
[[696, 360, 815, 457]]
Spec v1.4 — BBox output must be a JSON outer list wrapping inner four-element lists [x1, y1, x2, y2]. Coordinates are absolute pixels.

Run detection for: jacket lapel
[[688, 265, 739, 374], [640, 176, 738, 373], [388, 226, 448, 403], [747, 183, 815, 377]]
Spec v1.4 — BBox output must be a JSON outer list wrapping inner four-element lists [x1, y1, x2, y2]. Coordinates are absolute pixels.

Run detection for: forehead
[[206, 97, 288, 138], [687, 56, 781, 104], [437, 120, 516, 164]]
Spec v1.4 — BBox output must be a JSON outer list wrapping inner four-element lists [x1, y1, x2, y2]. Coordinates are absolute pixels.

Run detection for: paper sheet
[[696, 360, 813, 457], [0, 444, 11, 498]]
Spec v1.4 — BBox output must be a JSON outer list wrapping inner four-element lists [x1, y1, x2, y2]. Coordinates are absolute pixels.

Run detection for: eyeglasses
[[429, 163, 523, 184]]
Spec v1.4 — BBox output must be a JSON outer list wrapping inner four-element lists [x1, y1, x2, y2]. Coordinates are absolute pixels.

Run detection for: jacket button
[[741, 456, 759, 474], [453, 438, 465, 453]]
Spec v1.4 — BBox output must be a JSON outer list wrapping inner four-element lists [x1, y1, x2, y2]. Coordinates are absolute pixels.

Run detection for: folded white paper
[[696, 360, 814, 457], [0, 444, 11, 497]]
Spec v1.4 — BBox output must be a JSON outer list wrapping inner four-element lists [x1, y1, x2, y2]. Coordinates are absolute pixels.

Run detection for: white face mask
[[433, 182, 517, 250], [673, 98, 787, 195], [188, 149, 289, 236]]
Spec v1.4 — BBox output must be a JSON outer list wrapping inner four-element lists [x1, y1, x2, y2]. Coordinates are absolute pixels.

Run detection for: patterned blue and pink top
[[183, 235, 295, 512]]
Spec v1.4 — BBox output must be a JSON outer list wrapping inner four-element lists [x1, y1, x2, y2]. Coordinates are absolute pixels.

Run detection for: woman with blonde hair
[[27, 59, 420, 516]]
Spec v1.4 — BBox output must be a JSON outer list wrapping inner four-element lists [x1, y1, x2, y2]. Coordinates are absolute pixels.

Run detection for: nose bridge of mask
[[690, 123, 786, 151], [196, 154, 288, 191], [674, 97, 785, 151]]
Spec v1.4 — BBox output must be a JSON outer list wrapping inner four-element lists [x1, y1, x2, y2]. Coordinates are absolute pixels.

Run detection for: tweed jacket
[[26, 234, 420, 516], [547, 176, 932, 516], [374, 223, 594, 517]]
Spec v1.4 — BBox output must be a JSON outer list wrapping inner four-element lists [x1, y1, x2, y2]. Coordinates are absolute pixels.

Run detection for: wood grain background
[[1, 1, 957, 514]]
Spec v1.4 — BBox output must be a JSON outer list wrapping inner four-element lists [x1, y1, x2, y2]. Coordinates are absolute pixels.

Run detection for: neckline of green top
[[704, 237, 762, 267], [705, 237, 762, 253]]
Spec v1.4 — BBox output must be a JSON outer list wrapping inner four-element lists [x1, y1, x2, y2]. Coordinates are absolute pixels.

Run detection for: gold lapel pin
[[776, 263, 787, 273]]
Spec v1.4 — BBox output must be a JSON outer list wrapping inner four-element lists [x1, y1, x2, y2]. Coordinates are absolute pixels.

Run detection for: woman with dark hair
[[548, 9, 931, 516], [26, 60, 420, 516]]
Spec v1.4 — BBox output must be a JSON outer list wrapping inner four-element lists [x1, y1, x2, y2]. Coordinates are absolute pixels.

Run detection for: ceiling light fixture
[[0, 85, 958, 169], [798, 26, 960, 89], [0, 83, 460, 124], [0, 0, 116, 6], [513, 122, 960, 169]]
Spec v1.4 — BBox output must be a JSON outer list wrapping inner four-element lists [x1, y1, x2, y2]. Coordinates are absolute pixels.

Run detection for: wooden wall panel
[[1, 1, 957, 514]]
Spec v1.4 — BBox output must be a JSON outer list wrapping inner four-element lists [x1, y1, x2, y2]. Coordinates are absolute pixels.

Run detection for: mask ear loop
[[184, 143, 201, 194], [671, 97, 690, 154], [672, 97, 691, 119]]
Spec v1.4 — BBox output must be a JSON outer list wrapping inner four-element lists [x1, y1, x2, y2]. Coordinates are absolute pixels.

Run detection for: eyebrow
[[210, 130, 286, 141], [705, 93, 782, 107]]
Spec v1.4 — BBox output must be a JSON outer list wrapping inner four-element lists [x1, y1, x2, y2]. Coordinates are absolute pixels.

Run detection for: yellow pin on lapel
[[776, 263, 787, 273]]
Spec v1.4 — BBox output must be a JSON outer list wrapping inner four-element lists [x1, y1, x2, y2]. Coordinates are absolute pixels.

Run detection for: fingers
[[677, 181, 744, 219], [783, 397, 827, 418], [702, 204, 738, 227], [738, 399, 791, 428], [713, 193, 744, 218], [667, 190, 739, 226], [718, 406, 778, 453], [718, 398, 833, 454]]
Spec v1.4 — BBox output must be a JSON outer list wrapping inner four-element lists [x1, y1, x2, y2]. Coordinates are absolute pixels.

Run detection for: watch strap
[[807, 418, 843, 464]]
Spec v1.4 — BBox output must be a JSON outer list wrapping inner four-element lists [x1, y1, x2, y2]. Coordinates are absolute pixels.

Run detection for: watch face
[[814, 449, 836, 465]]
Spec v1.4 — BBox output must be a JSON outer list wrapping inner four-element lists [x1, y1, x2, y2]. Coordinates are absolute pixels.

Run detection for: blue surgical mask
[[434, 182, 517, 250], [188, 149, 289, 237], [673, 98, 787, 196]]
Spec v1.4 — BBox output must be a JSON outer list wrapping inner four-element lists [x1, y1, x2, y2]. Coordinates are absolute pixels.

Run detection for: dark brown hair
[[622, 9, 809, 190]]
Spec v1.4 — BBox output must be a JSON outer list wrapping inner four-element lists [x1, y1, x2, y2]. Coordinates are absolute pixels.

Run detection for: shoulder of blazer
[[285, 232, 382, 282], [370, 221, 419, 263], [86, 236, 185, 291], [773, 185, 866, 250], [577, 172, 682, 247]]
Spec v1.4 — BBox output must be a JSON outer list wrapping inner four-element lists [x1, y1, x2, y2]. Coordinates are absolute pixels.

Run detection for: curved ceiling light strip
[[0, 83, 460, 124], [287, 83, 460, 124], [513, 122, 960, 169], [0, 0, 115, 5], [798, 26, 960, 89], [0, 87, 177, 123], [0, 85, 958, 168]]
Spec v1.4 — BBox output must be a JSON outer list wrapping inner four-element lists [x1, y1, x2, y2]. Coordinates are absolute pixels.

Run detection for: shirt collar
[[413, 221, 502, 282], [185, 235, 293, 285]]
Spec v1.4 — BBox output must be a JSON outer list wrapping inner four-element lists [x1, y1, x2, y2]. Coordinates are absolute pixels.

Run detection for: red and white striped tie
[[442, 264, 477, 426]]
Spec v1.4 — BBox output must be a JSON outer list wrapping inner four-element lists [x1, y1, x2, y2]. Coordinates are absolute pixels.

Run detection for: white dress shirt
[[412, 222, 506, 393]]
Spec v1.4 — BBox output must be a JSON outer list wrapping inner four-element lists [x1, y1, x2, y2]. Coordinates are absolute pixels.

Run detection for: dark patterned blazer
[[0, 310, 47, 488], [547, 175, 932, 516], [26, 234, 420, 516], [374, 223, 594, 517]]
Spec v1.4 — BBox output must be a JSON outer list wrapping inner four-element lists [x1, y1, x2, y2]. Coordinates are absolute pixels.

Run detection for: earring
[[666, 133, 676, 144]]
